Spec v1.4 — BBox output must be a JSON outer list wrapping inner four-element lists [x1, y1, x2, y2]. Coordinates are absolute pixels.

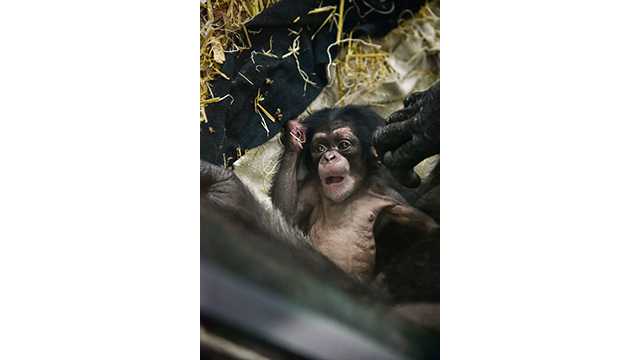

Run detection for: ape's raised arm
[[270, 120, 315, 227]]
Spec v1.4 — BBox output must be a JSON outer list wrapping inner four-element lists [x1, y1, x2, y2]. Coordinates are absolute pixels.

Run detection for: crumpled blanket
[[201, 0, 427, 165]]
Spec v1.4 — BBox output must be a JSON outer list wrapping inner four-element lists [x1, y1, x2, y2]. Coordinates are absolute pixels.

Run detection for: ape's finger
[[419, 83, 440, 108], [387, 105, 419, 124], [403, 90, 424, 108], [281, 120, 307, 153], [391, 168, 421, 188], [290, 127, 306, 149], [382, 134, 438, 170], [407, 83, 439, 108], [394, 84, 439, 125], [372, 120, 413, 155]]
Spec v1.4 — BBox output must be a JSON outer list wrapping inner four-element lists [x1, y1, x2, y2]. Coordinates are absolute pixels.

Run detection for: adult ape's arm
[[414, 162, 440, 222], [375, 184, 440, 238], [201, 160, 265, 228], [384, 203, 439, 237], [202, 159, 311, 249], [270, 120, 306, 220], [373, 83, 440, 188]]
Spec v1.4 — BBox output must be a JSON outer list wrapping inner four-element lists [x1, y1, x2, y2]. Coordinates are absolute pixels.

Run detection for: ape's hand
[[281, 120, 306, 153], [372, 84, 439, 188], [200, 160, 258, 217]]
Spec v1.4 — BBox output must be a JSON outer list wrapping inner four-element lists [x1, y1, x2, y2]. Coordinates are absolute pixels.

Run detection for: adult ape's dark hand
[[200, 160, 261, 222], [373, 83, 440, 188]]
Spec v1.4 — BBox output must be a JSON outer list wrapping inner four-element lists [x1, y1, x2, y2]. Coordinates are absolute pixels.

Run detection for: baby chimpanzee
[[271, 106, 438, 283]]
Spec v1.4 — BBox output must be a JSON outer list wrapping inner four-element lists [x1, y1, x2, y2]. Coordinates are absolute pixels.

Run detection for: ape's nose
[[323, 152, 336, 162]]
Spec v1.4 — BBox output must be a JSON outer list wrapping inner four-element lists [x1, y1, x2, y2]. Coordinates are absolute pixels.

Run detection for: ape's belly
[[309, 212, 377, 281]]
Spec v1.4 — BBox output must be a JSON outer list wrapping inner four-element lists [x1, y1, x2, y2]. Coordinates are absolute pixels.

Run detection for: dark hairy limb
[[373, 83, 440, 188], [202, 160, 307, 249], [201, 160, 256, 218], [384, 204, 439, 237], [372, 181, 439, 238]]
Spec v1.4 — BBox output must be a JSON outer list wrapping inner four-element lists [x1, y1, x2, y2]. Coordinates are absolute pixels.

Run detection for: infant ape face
[[311, 126, 365, 203]]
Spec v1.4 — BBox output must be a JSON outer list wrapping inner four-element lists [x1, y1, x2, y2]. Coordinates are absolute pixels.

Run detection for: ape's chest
[[308, 194, 395, 280], [310, 195, 389, 244], [309, 218, 376, 280], [310, 210, 376, 249]]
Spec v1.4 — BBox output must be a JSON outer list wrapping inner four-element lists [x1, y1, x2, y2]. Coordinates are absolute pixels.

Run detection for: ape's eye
[[338, 140, 352, 150], [315, 144, 327, 153]]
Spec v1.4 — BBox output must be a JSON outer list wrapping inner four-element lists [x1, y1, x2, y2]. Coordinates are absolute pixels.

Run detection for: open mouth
[[324, 176, 344, 185]]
